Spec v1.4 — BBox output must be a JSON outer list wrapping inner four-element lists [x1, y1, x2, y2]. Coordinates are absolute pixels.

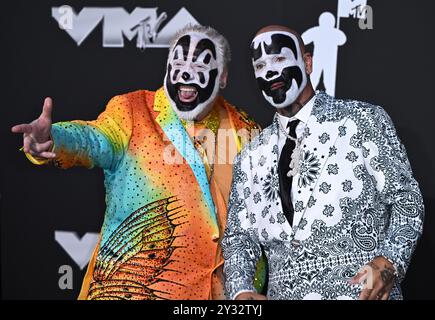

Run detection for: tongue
[[180, 91, 196, 100]]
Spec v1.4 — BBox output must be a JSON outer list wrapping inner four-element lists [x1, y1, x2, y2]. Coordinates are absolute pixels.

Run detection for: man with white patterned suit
[[221, 25, 424, 300]]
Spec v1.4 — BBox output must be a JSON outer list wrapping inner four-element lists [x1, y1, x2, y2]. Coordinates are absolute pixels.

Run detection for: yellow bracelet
[[20, 147, 51, 166]]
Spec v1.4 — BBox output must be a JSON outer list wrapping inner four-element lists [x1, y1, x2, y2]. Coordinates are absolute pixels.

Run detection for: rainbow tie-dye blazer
[[48, 88, 258, 300]]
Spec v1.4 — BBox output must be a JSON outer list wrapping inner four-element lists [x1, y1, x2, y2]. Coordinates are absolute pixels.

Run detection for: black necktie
[[278, 119, 300, 226]]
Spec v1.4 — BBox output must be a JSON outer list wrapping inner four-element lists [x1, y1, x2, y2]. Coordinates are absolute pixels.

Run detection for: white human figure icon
[[302, 12, 347, 96]]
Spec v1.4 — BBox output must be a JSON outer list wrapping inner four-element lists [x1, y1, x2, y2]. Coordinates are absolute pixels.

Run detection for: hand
[[11, 97, 56, 159], [349, 256, 396, 300], [235, 292, 268, 300]]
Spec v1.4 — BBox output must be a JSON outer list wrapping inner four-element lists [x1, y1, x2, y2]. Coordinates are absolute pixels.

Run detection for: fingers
[[235, 292, 254, 300], [349, 271, 366, 285], [358, 288, 372, 300], [38, 151, 57, 159], [40, 97, 53, 120], [33, 140, 53, 153], [381, 291, 390, 301], [246, 293, 268, 300], [368, 286, 383, 300], [23, 135, 32, 153], [26, 148, 56, 159], [23, 137, 56, 159], [235, 292, 268, 300], [11, 123, 32, 134], [360, 284, 386, 300], [256, 294, 268, 300], [12, 97, 52, 134]]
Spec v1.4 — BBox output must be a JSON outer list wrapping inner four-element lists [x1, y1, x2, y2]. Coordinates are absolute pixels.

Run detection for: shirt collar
[[276, 94, 316, 129]]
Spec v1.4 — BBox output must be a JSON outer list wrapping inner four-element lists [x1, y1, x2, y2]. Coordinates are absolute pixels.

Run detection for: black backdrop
[[1, 0, 434, 300]]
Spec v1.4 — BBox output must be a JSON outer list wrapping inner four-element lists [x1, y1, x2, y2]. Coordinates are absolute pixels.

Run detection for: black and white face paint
[[164, 32, 223, 120], [251, 31, 307, 109]]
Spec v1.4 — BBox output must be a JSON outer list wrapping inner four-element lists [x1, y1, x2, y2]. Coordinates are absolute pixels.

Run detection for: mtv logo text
[[52, 6, 200, 50]]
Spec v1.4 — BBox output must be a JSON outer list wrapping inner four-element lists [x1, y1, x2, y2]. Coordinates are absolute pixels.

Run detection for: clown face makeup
[[251, 31, 307, 109], [164, 32, 223, 120]]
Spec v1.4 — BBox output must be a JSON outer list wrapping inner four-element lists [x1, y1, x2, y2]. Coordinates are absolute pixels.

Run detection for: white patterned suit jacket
[[222, 92, 424, 300]]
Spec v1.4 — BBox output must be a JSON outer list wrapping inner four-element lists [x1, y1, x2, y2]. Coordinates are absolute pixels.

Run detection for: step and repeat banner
[[1, 0, 434, 299]]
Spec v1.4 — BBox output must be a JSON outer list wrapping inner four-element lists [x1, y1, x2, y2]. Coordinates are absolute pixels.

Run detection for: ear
[[303, 52, 313, 75], [219, 67, 228, 89]]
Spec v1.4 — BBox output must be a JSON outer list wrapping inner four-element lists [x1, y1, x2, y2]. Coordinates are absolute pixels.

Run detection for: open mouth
[[178, 85, 198, 103], [270, 81, 286, 91]]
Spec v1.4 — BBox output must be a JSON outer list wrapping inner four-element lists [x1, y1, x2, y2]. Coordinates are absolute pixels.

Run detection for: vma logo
[[55, 231, 99, 270], [55, 231, 99, 290], [51, 6, 200, 50]]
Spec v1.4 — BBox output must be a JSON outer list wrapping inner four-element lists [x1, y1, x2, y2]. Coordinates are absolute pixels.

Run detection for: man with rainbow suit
[[11, 25, 262, 300]]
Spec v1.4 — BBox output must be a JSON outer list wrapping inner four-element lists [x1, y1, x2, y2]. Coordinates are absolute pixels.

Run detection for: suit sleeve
[[364, 106, 424, 281], [221, 153, 262, 299], [50, 95, 133, 171]]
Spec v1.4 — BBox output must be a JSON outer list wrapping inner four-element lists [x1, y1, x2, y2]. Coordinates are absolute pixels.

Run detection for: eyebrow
[[264, 34, 298, 60], [251, 33, 299, 62], [192, 39, 217, 63], [251, 42, 263, 62], [173, 35, 191, 61]]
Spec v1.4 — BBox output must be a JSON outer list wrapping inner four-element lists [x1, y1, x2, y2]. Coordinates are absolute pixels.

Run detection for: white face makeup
[[164, 32, 224, 120], [251, 31, 307, 108]]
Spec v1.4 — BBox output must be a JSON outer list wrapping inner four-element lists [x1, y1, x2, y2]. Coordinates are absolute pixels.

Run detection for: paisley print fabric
[[222, 91, 424, 300]]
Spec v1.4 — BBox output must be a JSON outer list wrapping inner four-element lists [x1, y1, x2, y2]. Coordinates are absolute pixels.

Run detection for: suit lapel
[[153, 88, 218, 233]]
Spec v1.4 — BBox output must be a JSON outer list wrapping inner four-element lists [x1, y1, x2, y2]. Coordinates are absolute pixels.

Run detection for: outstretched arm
[[12, 95, 132, 171]]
